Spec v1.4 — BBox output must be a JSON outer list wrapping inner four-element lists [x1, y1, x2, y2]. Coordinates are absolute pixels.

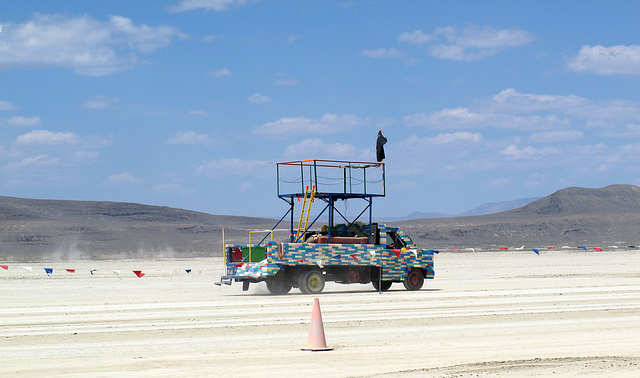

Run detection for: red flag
[[393, 250, 401, 259], [0, 265, 8, 270], [66, 269, 76, 273], [133, 270, 145, 278], [593, 247, 603, 252], [350, 254, 358, 261], [548, 246, 556, 250]]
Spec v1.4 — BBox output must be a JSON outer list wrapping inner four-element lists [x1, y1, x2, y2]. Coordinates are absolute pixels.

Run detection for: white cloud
[[247, 93, 272, 103], [491, 88, 587, 113], [7, 115, 41, 127], [360, 48, 418, 65], [210, 68, 231, 77], [403, 106, 569, 131], [167, 131, 213, 145], [274, 72, 300, 86], [524, 173, 549, 188], [399, 24, 535, 61], [255, 113, 366, 138], [528, 130, 583, 143], [70, 150, 100, 162], [499, 144, 558, 160], [195, 158, 268, 177], [284, 138, 359, 159], [151, 182, 193, 194], [3, 154, 58, 173], [238, 181, 252, 191], [360, 47, 401, 59], [405, 88, 640, 133], [393, 133, 487, 177], [568, 45, 640, 76], [0, 14, 186, 76], [404, 107, 487, 128], [168, 0, 252, 13], [398, 30, 437, 45], [399, 132, 483, 152], [83, 95, 120, 109], [13, 130, 80, 146], [432, 131, 483, 144], [3, 130, 111, 186], [109, 15, 186, 53], [105, 172, 143, 186], [187, 110, 209, 117], [0, 100, 16, 111], [600, 123, 640, 138], [491, 89, 640, 128], [487, 177, 511, 188]]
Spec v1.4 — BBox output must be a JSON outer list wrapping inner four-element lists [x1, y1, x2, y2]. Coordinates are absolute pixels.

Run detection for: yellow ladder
[[296, 185, 315, 241]]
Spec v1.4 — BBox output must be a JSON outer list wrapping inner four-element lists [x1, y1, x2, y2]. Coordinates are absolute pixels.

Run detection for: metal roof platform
[[274, 159, 386, 243], [277, 159, 385, 200]]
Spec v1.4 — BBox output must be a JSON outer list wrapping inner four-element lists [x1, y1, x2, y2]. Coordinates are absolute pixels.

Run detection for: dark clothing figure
[[376, 130, 387, 162]]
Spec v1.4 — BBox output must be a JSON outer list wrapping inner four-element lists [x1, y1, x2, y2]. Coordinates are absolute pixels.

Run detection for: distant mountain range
[[0, 196, 282, 260], [1, 185, 639, 259], [379, 197, 541, 221], [398, 184, 640, 249]]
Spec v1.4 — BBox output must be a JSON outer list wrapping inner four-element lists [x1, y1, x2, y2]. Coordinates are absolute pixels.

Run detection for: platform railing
[[277, 159, 385, 198]]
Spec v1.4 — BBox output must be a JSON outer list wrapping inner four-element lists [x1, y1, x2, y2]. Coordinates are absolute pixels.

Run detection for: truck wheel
[[372, 280, 392, 292], [403, 269, 424, 291], [299, 270, 325, 294], [297, 271, 310, 294], [266, 272, 292, 294], [266, 281, 292, 294]]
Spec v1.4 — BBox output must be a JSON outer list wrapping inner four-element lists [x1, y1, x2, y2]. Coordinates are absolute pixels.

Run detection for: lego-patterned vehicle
[[216, 159, 436, 294]]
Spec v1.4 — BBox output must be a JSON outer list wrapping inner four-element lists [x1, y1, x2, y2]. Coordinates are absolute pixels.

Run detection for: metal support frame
[[276, 159, 385, 245]]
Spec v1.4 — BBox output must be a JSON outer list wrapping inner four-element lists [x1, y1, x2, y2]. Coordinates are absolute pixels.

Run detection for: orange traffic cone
[[301, 298, 333, 351]]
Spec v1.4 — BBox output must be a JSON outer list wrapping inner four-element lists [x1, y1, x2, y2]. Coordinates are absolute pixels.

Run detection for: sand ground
[[1, 250, 639, 377]]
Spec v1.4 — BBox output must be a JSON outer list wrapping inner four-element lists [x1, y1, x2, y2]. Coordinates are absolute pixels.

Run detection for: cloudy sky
[[2, 1, 640, 218]]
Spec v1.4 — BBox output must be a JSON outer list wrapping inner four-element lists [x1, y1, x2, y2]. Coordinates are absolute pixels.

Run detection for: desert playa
[[1, 249, 639, 377]]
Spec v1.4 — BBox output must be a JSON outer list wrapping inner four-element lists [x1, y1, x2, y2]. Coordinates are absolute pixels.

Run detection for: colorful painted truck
[[216, 159, 436, 294]]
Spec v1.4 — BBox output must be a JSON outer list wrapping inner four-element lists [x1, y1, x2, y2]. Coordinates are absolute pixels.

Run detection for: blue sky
[[2, 1, 640, 219]]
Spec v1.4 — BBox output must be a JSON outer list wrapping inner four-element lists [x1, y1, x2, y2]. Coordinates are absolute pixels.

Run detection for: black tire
[[298, 270, 325, 294], [266, 272, 292, 294], [298, 271, 310, 294], [403, 269, 424, 291], [372, 279, 393, 292]]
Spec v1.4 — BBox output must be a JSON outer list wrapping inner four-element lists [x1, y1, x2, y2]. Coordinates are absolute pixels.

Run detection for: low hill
[[0, 196, 289, 261], [382, 197, 540, 220], [400, 184, 640, 249], [515, 185, 640, 215], [458, 197, 540, 216], [2, 184, 640, 260]]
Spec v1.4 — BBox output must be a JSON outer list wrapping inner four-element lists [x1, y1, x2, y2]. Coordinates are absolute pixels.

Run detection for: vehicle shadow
[[225, 287, 442, 297]]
